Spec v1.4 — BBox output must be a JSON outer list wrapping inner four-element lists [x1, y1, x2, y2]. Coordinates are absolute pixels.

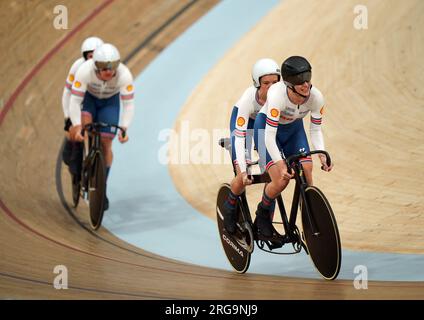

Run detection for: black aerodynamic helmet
[[281, 56, 312, 87]]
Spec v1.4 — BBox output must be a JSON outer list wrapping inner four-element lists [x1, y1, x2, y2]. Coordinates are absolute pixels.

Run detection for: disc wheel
[[88, 151, 106, 230], [301, 186, 342, 280], [216, 184, 252, 273]]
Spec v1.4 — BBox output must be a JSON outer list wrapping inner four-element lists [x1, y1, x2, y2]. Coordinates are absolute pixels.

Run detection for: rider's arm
[[62, 83, 71, 119], [119, 66, 135, 129], [264, 98, 283, 163], [69, 65, 89, 126], [233, 88, 254, 173], [265, 109, 283, 162], [62, 58, 83, 119], [309, 90, 325, 150]]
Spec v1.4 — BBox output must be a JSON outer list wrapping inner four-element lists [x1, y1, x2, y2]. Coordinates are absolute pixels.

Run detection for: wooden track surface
[[0, 0, 423, 299]]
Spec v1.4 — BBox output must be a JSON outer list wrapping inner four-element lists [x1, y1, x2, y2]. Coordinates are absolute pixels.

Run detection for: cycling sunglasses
[[286, 71, 312, 86], [95, 60, 120, 71]]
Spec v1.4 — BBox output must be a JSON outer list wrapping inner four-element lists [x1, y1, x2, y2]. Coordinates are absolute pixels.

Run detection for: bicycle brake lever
[[285, 160, 292, 175], [121, 130, 126, 138], [320, 153, 331, 171]]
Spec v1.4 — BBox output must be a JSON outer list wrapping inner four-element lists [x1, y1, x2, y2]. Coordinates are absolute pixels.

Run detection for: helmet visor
[[285, 71, 311, 86], [95, 60, 120, 71]]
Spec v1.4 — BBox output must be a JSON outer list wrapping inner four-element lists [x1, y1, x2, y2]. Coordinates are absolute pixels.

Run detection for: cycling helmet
[[93, 43, 120, 71], [281, 56, 312, 87], [81, 36, 104, 59], [252, 58, 280, 88]]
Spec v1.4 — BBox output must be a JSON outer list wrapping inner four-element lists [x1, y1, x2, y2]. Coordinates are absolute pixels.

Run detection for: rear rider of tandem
[[253, 56, 333, 238], [222, 58, 280, 234], [68, 43, 135, 211]]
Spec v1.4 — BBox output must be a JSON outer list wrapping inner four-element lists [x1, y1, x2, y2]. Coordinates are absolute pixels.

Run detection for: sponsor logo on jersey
[[74, 81, 81, 88], [69, 74, 74, 82], [237, 117, 245, 127], [126, 84, 133, 92], [281, 115, 294, 121], [270, 108, 279, 117]]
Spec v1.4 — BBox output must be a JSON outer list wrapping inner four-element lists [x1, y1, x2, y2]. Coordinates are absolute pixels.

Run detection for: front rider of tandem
[[222, 58, 280, 234], [253, 56, 333, 237], [61, 36, 104, 175], [68, 43, 135, 210]]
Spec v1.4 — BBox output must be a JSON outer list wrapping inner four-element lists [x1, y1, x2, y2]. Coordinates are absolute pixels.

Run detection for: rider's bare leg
[[230, 164, 245, 195], [98, 136, 114, 210], [223, 164, 245, 234], [263, 161, 291, 199], [100, 136, 113, 180], [302, 160, 313, 186], [100, 137, 113, 167], [81, 112, 92, 154], [255, 161, 290, 237]]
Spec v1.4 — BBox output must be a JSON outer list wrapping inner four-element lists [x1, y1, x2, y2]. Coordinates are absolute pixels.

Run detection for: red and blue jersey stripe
[[121, 93, 134, 100], [71, 88, 85, 97], [266, 117, 279, 128], [311, 116, 322, 125], [234, 129, 246, 138]]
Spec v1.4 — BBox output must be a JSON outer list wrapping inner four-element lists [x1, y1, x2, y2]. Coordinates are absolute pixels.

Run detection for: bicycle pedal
[[268, 240, 284, 250], [256, 232, 283, 242], [256, 236, 285, 251]]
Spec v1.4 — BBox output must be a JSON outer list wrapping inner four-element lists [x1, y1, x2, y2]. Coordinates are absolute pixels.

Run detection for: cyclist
[[62, 36, 104, 175], [68, 43, 135, 210], [253, 55, 333, 237], [222, 58, 280, 234]]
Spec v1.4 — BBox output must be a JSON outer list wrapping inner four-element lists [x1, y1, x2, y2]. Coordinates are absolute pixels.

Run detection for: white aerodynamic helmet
[[93, 43, 121, 71], [252, 58, 280, 88], [81, 36, 104, 55]]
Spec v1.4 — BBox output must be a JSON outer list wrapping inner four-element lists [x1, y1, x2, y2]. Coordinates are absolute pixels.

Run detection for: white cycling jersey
[[233, 86, 264, 173], [264, 82, 325, 163], [69, 59, 135, 128], [62, 57, 85, 119]]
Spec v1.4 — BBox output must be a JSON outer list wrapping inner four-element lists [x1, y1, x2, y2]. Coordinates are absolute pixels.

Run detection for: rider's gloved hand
[[241, 172, 252, 186], [277, 160, 294, 180], [319, 154, 333, 172], [70, 125, 84, 142]]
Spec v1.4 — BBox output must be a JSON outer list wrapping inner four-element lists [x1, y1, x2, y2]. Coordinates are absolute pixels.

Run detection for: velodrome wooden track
[[0, 0, 423, 300]]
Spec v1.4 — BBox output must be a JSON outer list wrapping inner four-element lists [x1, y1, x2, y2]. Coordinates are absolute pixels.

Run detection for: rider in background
[[62, 36, 104, 177], [69, 43, 135, 210], [222, 58, 280, 234], [253, 56, 333, 237]]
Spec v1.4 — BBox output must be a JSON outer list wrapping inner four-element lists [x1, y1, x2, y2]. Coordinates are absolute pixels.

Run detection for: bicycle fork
[[81, 150, 95, 194]]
